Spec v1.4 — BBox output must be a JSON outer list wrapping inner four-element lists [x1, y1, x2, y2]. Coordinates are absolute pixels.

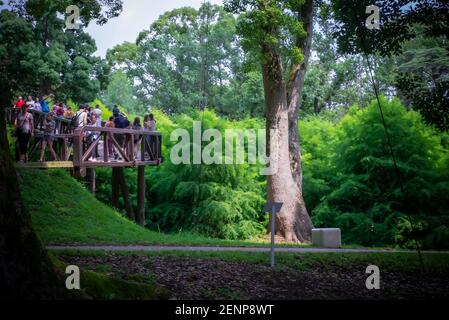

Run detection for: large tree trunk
[[287, 0, 314, 189], [261, 0, 315, 242], [262, 47, 313, 243], [0, 96, 67, 299]]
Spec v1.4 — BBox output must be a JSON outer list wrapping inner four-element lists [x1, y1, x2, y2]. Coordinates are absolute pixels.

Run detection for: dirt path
[[47, 245, 447, 254]]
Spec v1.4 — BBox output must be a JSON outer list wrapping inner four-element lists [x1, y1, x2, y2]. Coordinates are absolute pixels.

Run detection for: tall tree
[[332, 0, 449, 130], [224, 0, 315, 242], [107, 3, 246, 116], [1, 0, 121, 104], [0, 0, 122, 297], [395, 26, 449, 131], [301, 4, 397, 115]]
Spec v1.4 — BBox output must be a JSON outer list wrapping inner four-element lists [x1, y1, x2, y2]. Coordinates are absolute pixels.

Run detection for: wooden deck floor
[[15, 161, 75, 169]]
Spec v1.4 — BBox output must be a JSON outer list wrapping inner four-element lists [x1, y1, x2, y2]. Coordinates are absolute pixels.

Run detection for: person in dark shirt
[[112, 105, 120, 118], [115, 113, 130, 129]]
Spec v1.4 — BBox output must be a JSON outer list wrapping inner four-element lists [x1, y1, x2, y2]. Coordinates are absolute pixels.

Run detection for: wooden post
[[141, 134, 146, 161], [86, 168, 96, 195], [117, 167, 135, 221], [60, 138, 67, 161], [137, 166, 146, 226], [112, 167, 120, 208], [103, 132, 109, 162]]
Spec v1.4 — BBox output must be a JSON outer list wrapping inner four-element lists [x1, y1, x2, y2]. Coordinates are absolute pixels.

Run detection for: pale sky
[[86, 0, 224, 58]]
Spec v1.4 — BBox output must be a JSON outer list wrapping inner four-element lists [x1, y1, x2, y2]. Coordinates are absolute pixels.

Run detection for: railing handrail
[[73, 126, 162, 136]]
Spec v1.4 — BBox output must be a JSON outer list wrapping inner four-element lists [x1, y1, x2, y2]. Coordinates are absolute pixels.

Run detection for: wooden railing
[[72, 126, 162, 168], [5, 107, 163, 170], [6, 107, 74, 134]]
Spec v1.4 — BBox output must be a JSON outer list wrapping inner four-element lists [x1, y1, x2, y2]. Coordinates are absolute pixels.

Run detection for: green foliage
[[89, 97, 449, 248], [19, 168, 272, 247], [107, 3, 257, 117], [91, 99, 112, 121], [225, 0, 307, 64], [146, 110, 266, 240], [395, 26, 449, 131], [332, 0, 449, 56], [0, 1, 117, 104], [101, 71, 142, 114], [304, 98, 449, 248]]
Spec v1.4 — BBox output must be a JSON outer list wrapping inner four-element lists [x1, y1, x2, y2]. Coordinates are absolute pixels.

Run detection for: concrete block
[[312, 228, 342, 248]]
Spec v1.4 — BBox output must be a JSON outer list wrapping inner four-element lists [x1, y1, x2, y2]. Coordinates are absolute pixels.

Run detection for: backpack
[[41, 100, 49, 113], [71, 113, 80, 129]]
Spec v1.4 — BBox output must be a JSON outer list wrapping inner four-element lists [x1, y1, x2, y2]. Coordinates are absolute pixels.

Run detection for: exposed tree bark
[[287, 0, 314, 189], [260, 0, 315, 242], [0, 96, 68, 299], [262, 44, 313, 243]]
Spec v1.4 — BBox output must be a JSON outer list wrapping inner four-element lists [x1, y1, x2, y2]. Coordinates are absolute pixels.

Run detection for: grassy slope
[[17, 168, 276, 246]]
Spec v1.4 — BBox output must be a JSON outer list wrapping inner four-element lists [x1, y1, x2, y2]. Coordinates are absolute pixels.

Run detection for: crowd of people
[[12, 95, 157, 163]]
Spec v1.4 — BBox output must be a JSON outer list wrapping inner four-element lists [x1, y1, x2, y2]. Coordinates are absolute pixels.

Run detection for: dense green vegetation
[[3, 1, 449, 249], [303, 99, 449, 249], [90, 99, 449, 249]]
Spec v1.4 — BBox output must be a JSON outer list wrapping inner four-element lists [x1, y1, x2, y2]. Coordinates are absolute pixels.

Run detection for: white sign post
[[263, 202, 283, 269]]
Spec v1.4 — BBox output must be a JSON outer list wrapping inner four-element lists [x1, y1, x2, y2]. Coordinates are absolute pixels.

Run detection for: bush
[[307, 97, 449, 248]]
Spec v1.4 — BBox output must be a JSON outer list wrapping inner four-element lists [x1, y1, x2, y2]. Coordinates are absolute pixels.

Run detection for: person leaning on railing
[[105, 116, 116, 159], [86, 113, 101, 162]]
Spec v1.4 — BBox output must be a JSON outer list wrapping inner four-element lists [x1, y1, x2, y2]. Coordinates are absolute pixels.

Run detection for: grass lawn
[[18, 168, 309, 247]]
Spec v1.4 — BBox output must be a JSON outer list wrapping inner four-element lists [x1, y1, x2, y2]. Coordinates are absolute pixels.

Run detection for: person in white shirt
[[93, 105, 102, 127], [76, 106, 88, 128], [32, 98, 42, 112], [26, 96, 35, 108]]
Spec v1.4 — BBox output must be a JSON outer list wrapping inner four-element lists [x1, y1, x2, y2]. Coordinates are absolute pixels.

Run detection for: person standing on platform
[[14, 105, 34, 163], [14, 96, 25, 109], [93, 105, 102, 127], [39, 112, 58, 162]]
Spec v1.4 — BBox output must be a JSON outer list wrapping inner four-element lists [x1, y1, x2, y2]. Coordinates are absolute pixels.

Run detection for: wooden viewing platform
[[7, 108, 163, 172], [7, 107, 163, 226]]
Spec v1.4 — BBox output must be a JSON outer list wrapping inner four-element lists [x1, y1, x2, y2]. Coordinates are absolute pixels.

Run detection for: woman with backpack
[[14, 105, 34, 163]]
